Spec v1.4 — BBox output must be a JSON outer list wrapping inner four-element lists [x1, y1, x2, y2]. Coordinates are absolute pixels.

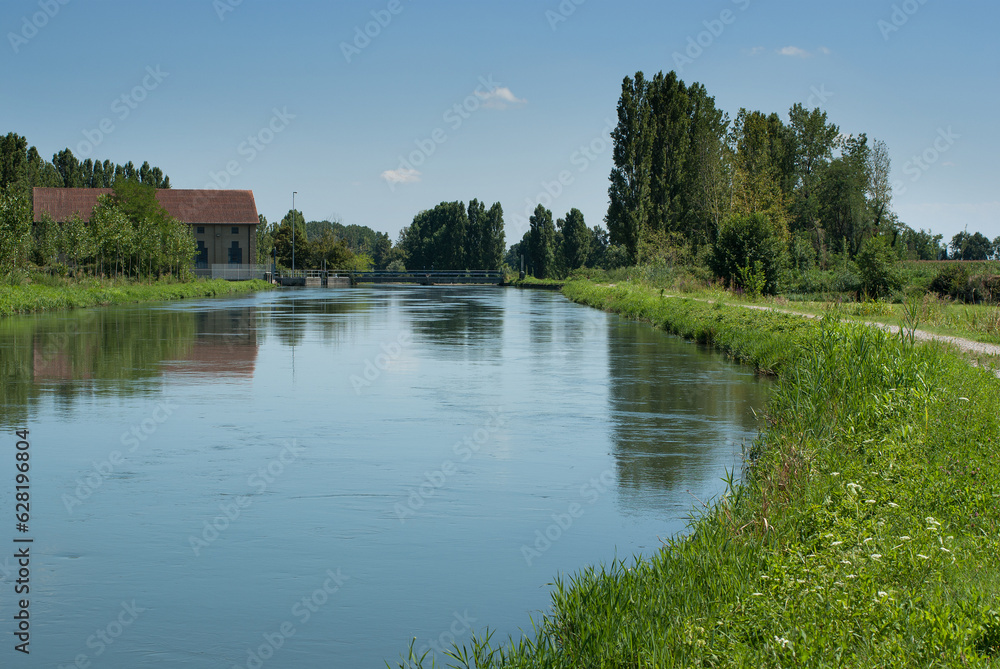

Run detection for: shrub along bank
[[394, 280, 1000, 668]]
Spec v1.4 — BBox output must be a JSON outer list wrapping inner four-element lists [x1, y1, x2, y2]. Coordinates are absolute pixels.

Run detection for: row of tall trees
[[1, 132, 171, 196], [507, 205, 623, 279], [0, 179, 194, 278], [605, 70, 932, 282], [398, 200, 506, 270]]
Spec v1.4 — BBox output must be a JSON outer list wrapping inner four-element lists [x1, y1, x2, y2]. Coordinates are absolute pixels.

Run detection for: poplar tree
[[606, 73, 653, 263], [528, 204, 556, 279]]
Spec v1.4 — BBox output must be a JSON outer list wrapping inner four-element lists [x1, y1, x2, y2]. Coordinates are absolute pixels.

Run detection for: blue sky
[[2, 0, 996, 245]]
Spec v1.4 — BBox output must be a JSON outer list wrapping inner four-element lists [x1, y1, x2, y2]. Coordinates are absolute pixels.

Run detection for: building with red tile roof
[[32, 187, 259, 268]]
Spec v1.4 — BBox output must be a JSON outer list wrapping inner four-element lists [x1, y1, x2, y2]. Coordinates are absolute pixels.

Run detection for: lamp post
[[291, 191, 297, 273]]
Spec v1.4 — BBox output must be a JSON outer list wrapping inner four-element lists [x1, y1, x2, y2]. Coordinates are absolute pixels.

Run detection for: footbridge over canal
[[272, 270, 504, 287]]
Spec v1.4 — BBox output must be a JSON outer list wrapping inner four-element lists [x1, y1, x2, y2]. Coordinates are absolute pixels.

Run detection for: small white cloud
[[819, 46, 832, 55], [380, 168, 421, 185], [778, 46, 810, 58], [476, 86, 527, 109]]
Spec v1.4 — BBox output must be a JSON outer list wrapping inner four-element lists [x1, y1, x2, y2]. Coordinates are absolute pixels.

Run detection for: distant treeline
[[398, 200, 506, 271], [256, 214, 397, 272], [1, 132, 171, 196], [507, 206, 621, 279]]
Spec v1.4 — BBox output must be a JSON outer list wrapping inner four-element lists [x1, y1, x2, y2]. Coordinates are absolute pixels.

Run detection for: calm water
[[0, 287, 769, 667]]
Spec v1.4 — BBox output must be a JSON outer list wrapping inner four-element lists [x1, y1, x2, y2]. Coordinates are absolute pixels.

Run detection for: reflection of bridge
[[272, 270, 504, 286]]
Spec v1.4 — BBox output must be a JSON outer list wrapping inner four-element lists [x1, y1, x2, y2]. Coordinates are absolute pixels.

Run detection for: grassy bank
[[395, 281, 1000, 668], [0, 277, 273, 316]]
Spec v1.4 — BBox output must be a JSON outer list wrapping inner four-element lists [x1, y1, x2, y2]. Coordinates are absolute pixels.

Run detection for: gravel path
[[667, 294, 1000, 374]]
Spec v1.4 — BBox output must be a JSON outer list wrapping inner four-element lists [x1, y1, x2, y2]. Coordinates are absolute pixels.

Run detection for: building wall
[[192, 223, 257, 266]]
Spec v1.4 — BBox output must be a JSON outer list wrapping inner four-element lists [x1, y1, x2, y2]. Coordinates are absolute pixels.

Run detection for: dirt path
[[663, 293, 1000, 373]]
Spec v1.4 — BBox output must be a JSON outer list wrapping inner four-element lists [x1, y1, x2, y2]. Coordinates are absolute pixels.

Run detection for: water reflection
[[403, 288, 506, 362], [0, 303, 260, 428], [607, 320, 768, 513]]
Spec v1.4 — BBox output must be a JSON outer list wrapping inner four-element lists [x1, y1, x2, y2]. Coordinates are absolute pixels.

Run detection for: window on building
[[196, 226, 205, 234], [196, 241, 208, 268], [231, 227, 239, 235], [228, 241, 242, 265]]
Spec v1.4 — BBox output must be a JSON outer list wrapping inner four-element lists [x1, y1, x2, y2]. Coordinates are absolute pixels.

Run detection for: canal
[[0, 287, 770, 667]]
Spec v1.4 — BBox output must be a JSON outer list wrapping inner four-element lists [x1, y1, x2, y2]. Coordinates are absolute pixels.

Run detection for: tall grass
[[389, 281, 1000, 668], [0, 277, 272, 316]]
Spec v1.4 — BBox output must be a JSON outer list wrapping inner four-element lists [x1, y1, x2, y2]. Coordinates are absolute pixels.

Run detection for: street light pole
[[292, 191, 297, 273]]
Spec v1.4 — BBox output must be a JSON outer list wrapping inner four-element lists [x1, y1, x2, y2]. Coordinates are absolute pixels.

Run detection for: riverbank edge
[[396, 280, 1000, 667], [0, 279, 274, 317]]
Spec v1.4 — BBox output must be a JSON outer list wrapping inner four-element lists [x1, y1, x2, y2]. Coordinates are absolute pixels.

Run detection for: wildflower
[[847, 483, 862, 495], [878, 591, 888, 597], [865, 499, 877, 504], [846, 574, 857, 579], [925, 516, 940, 526], [831, 541, 843, 546], [887, 502, 899, 508], [899, 536, 911, 541], [871, 554, 882, 559], [831, 472, 840, 477], [752, 593, 763, 596], [841, 560, 851, 565], [774, 636, 792, 649]]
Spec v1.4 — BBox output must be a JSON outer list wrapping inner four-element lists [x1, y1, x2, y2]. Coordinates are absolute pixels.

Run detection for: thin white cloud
[[819, 46, 832, 55], [778, 46, 810, 58], [748, 46, 766, 56], [380, 168, 421, 185], [476, 86, 527, 110]]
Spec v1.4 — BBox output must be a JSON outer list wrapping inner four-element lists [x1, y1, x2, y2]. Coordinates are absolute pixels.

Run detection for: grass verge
[[391, 280, 1000, 668], [0, 277, 273, 317]]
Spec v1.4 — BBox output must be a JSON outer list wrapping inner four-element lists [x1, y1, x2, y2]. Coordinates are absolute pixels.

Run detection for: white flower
[[774, 636, 792, 649], [831, 541, 843, 546], [847, 483, 862, 495], [899, 536, 911, 541], [865, 499, 877, 504], [878, 591, 888, 597], [831, 472, 840, 477], [887, 502, 899, 508], [871, 554, 882, 559], [925, 516, 940, 526]]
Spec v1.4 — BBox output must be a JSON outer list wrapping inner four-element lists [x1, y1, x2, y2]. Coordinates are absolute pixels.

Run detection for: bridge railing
[[350, 270, 504, 279]]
